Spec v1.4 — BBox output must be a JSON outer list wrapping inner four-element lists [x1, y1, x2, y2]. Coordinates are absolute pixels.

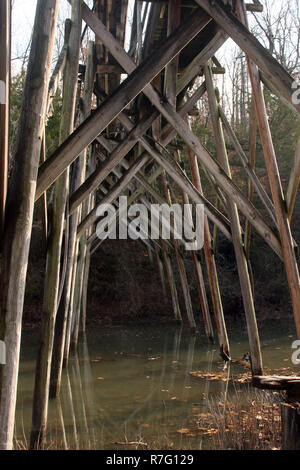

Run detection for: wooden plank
[[253, 375, 300, 391], [36, 6, 211, 199], [195, 0, 300, 115]]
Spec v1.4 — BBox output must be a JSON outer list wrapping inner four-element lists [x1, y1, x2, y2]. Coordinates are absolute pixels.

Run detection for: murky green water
[[16, 319, 300, 449]]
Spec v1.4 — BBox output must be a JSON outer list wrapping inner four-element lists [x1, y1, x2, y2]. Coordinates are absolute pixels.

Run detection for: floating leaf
[[177, 428, 190, 434]]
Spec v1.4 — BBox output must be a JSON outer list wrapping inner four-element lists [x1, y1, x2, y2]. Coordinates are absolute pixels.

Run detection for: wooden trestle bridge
[[0, 0, 300, 450]]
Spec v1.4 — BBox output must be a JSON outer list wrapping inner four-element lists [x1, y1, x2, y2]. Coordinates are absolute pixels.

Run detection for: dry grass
[[204, 386, 283, 450]]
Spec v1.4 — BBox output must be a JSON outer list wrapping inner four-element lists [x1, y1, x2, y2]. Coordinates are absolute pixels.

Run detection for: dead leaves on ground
[[189, 370, 251, 384]]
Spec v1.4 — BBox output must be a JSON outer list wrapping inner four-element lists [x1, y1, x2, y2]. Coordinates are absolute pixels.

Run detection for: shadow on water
[[15, 319, 300, 449]]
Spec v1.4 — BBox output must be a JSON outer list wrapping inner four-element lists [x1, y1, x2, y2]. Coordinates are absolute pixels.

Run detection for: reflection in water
[[15, 320, 299, 449]]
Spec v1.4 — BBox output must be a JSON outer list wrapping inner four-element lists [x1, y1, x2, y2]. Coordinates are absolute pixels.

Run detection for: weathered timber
[[281, 402, 300, 450], [176, 29, 227, 95], [287, 136, 300, 222], [219, 106, 277, 227], [161, 170, 196, 329], [175, 150, 214, 340], [0, 0, 59, 451], [252, 375, 300, 392], [205, 63, 263, 375], [164, 0, 181, 105], [69, 109, 159, 214], [244, 99, 257, 259], [195, 0, 300, 115], [154, 244, 168, 304], [0, 0, 10, 239], [36, 6, 211, 199], [187, 144, 230, 359], [72, 45, 96, 338], [50, 40, 95, 399], [77, 153, 150, 237], [237, 0, 300, 340], [30, 2, 82, 449], [79, 7, 282, 259]]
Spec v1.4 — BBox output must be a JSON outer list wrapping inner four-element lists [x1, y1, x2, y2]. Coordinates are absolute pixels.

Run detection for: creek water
[[16, 319, 299, 449]]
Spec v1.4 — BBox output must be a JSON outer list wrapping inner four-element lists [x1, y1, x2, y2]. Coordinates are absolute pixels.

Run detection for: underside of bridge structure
[[1, 0, 300, 450]]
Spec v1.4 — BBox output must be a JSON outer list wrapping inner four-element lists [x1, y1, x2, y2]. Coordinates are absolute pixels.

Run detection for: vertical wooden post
[[40, 131, 48, 252], [154, 244, 168, 304], [287, 136, 300, 222], [0, 0, 59, 450], [160, 238, 182, 322], [30, 3, 81, 448], [0, 0, 10, 239], [175, 150, 214, 340], [237, 0, 300, 340], [164, 0, 181, 105], [245, 99, 257, 259], [161, 171, 196, 329], [162, 0, 195, 329], [281, 401, 300, 450], [187, 145, 230, 359], [205, 62, 263, 375]]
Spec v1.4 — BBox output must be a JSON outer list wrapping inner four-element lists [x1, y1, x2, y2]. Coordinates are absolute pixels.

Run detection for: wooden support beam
[[205, 62, 263, 375], [77, 84, 230, 243], [176, 29, 227, 95], [175, 151, 214, 340], [30, 2, 82, 450], [36, 6, 211, 199], [287, 136, 300, 222], [187, 144, 229, 359], [0, 0, 59, 451], [154, 244, 168, 304], [0, 0, 10, 239], [236, 0, 300, 340], [160, 167, 196, 329], [194, 0, 300, 115], [77, 153, 150, 237], [252, 375, 300, 391], [164, 0, 181, 105], [70, 2, 282, 258], [50, 40, 95, 400], [47, 19, 71, 110], [69, 109, 159, 214], [244, 98, 258, 259], [96, 64, 124, 74], [219, 105, 277, 226]]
